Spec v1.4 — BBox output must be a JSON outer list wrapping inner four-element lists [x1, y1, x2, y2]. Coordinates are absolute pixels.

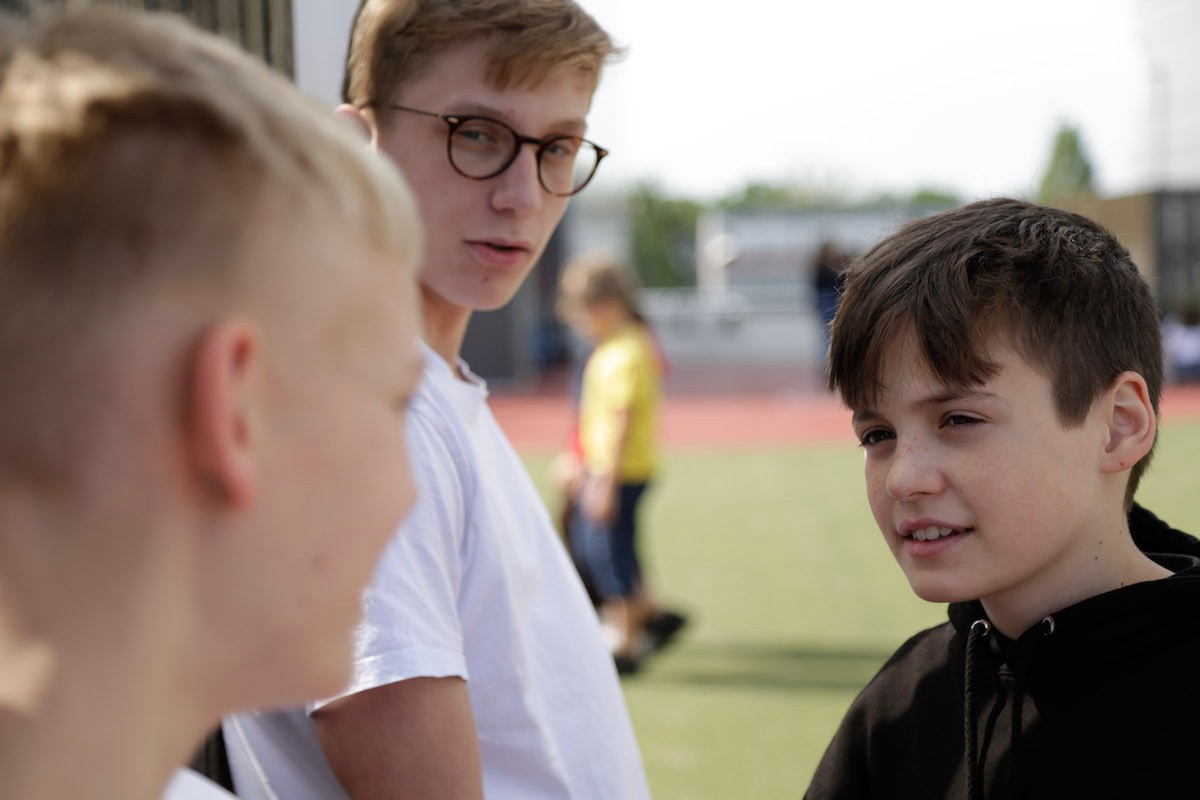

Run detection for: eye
[[543, 137, 581, 160], [453, 119, 506, 149], [943, 414, 983, 429], [858, 428, 894, 447]]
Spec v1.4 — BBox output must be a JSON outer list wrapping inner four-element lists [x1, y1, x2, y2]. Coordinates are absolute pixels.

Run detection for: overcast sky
[[575, 0, 1160, 202]]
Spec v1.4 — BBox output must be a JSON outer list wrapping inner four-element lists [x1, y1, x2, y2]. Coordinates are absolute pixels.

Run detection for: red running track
[[490, 384, 1200, 453]]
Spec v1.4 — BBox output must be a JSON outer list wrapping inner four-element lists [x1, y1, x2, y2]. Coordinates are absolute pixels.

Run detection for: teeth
[[911, 526, 957, 541]]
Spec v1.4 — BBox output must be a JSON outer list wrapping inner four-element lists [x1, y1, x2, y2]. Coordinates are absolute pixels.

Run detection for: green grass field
[[521, 420, 1200, 799]]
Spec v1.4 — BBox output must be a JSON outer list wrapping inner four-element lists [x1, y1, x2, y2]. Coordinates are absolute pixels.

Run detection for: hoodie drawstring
[[964, 618, 992, 800]]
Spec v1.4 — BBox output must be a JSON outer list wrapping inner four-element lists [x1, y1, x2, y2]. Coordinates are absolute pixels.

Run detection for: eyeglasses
[[385, 103, 608, 197]]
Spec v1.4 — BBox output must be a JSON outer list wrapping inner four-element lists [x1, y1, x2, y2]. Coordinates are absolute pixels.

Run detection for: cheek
[[975, 436, 1073, 516], [863, 459, 891, 523], [386, 141, 450, 190], [533, 197, 571, 246], [355, 416, 415, 545], [412, 186, 457, 241], [385, 155, 460, 231]]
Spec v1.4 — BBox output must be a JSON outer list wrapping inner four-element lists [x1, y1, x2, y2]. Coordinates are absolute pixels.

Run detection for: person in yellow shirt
[[557, 253, 685, 674]]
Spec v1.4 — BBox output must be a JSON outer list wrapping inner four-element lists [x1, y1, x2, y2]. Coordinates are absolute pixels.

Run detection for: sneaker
[[644, 610, 688, 654], [613, 652, 642, 676], [600, 621, 622, 653]]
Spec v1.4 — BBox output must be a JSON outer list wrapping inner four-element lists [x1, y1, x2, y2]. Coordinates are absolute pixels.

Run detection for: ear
[[187, 318, 263, 508], [1099, 371, 1157, 475], [335, 103, 374, 144]]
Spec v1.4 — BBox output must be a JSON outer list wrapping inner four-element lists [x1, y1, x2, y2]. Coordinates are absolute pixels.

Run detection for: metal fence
[[0, 0, 293, 76]]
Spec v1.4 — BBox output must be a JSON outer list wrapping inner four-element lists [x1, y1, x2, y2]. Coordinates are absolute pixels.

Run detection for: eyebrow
[[850, 389, 1005, 425], [448, 102, 587, 134]]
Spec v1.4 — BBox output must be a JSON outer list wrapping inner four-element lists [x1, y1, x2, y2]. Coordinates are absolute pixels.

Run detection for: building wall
[[290, 0, 356, 105], [1060, 192, 1157, 283], [1060, 190, 1200, 316], [1, 0, 294, 74]]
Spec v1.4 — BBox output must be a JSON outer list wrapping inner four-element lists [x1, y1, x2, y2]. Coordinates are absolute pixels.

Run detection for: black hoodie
[[804, 504, 1200, 800]]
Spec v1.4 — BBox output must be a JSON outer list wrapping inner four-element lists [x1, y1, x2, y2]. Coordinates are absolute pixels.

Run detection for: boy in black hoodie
[[806, 198, 1200, 800]]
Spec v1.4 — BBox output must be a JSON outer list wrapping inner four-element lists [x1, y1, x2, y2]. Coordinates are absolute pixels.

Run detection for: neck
[[0, 608, 205, 800], [0, 645, 199, 800], [420, 283, 473, 373], [981, 507, 1174, 638], [0, 500, 208, 800], [590, 302, 638, 342]]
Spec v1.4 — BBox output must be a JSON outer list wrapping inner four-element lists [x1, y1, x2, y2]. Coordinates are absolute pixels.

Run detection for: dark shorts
[[569, 481, 649, 600]]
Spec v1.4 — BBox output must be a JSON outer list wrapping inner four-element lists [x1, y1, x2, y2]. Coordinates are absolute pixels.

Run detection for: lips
[[899, 520, 974, 541], [909, 525, 969, 542], [479, 240, 525, 251], [468, 237, 530, 252], [466, 238, 532, 268]]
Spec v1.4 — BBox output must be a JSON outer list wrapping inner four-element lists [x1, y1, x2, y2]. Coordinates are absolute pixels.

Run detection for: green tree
[[717, 180, 847, 211], [717, 180, 961, 213], [1037, 124, 1096, 204], [629, 182, 702, 288], [902, 186, 962, 209]]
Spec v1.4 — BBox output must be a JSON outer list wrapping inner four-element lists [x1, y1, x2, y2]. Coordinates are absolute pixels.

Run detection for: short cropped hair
[[0, 7, 420, 483], [828, 198, 1163, 503], [342, 0, 620, 115]]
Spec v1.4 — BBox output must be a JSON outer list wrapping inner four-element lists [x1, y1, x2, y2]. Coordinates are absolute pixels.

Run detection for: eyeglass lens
[[449, 117, 600, 195]]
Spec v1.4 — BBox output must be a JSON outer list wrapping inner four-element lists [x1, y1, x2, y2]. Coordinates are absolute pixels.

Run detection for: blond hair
[[343, 0, 620, 115], [0, 6, 421, 481]]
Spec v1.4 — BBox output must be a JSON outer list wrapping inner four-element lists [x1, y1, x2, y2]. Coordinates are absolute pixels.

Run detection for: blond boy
[[0, 7, 423, 800], [223, 2, 649, 798]]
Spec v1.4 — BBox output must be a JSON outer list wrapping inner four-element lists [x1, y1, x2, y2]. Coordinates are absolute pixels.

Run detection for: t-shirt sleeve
[[599, 347, 639, 412], [161, 769, 238, 800], [312, 404, 471, 710]]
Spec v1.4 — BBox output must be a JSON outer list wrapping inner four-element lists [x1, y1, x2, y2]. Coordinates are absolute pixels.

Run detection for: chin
[[472, 285, 525, 312], [906, 577, 973, 605]]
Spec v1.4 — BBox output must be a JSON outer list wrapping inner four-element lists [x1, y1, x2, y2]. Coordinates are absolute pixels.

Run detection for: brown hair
[[0, 6, 420, 483], [343, 0, 620, 116], [828, 197, 1163, 504], [556, 251, 646, 328]]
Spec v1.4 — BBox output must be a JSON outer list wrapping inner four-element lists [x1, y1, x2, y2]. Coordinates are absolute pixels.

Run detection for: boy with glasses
[[223, 2, 650, 799], [0, 7, 423, 800]]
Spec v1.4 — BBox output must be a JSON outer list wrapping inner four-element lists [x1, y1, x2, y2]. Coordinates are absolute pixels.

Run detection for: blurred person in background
[[557, 252, 688, 675], [812, 239, 850, 367], [1162, 293, 1200, 383]]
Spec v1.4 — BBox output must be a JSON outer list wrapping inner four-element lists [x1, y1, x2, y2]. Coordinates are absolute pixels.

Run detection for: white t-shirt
[[162, 769, 237, 800], [225, 344, 649, 800]]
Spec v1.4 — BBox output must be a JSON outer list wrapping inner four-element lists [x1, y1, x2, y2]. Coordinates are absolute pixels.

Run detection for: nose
[[490, 144, 544, 217], [884, 439, 944, 501]]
